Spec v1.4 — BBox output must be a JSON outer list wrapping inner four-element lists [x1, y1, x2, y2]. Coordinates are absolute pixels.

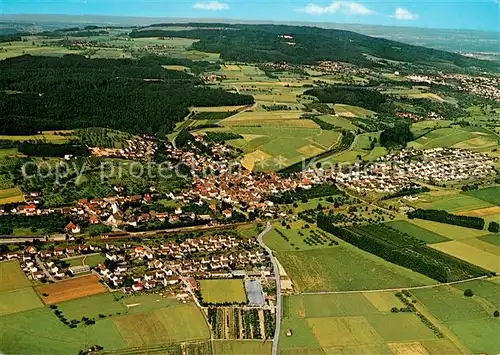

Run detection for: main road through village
[[257, 222, 281, 355]]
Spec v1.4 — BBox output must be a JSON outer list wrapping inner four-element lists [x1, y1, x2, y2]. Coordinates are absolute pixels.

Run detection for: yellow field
[[461, 238, 500, 256], [452, 137, 498, 150], [457, 206, 500, 217], [190, 105, 249, 112], [0, 187, 25, 204], [408, 219, 488, 240], [430, 241, 500, 272], [362, 292, 404, 312], [164, 65, 190, 71], [222, 111, 303, 123], [0, 131, 72, 143], [308, 316, 382, 347], [242, 150, 272, 170], [222, 64, 241, 71], [388, 342, 430, 355]]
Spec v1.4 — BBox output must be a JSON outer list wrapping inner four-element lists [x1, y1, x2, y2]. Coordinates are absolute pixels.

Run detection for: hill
[[130, 23, 497, 71]]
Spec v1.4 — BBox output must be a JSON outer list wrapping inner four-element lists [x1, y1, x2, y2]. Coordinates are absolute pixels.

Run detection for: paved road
[[35, 256, 55, 282], [256, 222, 281, 355]]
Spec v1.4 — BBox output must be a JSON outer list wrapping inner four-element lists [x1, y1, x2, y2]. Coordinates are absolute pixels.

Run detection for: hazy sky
[[2, 0, 499, 32]]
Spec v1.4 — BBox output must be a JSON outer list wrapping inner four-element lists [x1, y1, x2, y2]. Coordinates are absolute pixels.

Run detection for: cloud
[[192, 1, 229, 11], [298, 1, 374, 16], [393, 7, 419, 20]]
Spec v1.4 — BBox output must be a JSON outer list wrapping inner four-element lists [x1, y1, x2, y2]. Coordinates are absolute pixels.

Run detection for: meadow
[[0, 260, 32, 292], [275, 243, 435, 293], [464, 186, 500, 206], [113, 303, 210, 347], [199, 279, 247, 304], [212, 340, 272, 355], [66, 253, 106, 268], [279, 292, 450, 355], [413, 282, 500, 354], [386, 220, 450, 244]]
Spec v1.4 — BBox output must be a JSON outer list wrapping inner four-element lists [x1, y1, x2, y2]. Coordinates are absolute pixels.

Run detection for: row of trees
[[408, 209, 485, 230], [317, 213, 491, 282]]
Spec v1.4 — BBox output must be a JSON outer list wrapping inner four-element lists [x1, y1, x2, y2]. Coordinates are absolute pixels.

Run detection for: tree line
[[317, 213, 491, 282], [408, 208, 485, 230]]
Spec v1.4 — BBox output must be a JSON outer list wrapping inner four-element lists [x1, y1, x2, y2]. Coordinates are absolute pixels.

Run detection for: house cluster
[[396, 111, 443, 122], [407, 73, 500, 101], [95, 234, 271, 293], [299, 148, 496, 193], [89, 136, 156, 160], [1, 244, 101, 281]]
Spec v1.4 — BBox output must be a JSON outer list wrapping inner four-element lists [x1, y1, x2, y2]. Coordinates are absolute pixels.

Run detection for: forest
[[380, 122, 414, 148], [305, 85, 387, 112], [130, 23, 496, 71], [0, 55, 253, 135], [18, 142, 90, 157]]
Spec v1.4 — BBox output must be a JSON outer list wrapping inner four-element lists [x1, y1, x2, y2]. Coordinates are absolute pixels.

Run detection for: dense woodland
[[0, 55, 253, 135], [18, 142, 90, 157], [305, 86, 387, 112], [380, 122, 414, 148], [130, 23, 496, 71]]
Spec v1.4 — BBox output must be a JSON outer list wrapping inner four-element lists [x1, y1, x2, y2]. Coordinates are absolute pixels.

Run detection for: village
[[1, 229, 274, 307]]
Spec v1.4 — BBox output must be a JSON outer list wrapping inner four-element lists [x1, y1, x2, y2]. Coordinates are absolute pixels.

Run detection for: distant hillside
[[130, 23, 497, 71]]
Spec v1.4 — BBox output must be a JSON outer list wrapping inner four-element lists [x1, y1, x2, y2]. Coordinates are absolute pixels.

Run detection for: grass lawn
[[446, 318, 500, 355], [408, 219, 488, 240], [415, 193, 493, 213], [276, 244, 435, 293], [199, 279, 247, 304], [0, 261, 32, 292], [121, 293, 180, 313], [365, 314, 436, 342], [57, 292, 127, 320], [429, 240, 500, 272], [464, 186, 500, 206], [386, 220, 450, 244], [212, 340, 272, 355], [0, 307, 126, 354], [113, 304, 210, 347], [412, 286, 491, 323], [279, 317, 321, 352], [307, 316, 383, 347], [66, 254, 105, 268], [0, 287, 44, 316], [479, 233, 500, 246], [264, 222, 340, 252]]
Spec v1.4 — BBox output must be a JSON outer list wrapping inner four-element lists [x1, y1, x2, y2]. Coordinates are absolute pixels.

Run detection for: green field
[[199, 279, 247, 304], [276, 243, 435, 292], [413, 283, 500, 354], [0, 307, 127, 354], [113, 304, 210, 347], [280, 293, 440, 355], [66, 254, 106, 268], [58, 292, 127, 320], [408, 219, 488, 240], [0, 287, 44, 316], [480, 233, 500, 246], [411, 192, 493, 213], [464, 186, 500, 206], [386, 220, 450, 244], [212, 340, 272, 355], [0, 261, 32, 292], [264, 221, 340, 252]]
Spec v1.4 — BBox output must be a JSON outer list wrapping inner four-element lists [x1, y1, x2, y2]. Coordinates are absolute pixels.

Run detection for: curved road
[[257, 222, 281, 355]]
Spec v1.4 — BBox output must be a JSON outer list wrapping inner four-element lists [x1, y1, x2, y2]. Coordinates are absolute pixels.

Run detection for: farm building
[[68, 265, 91, 275]]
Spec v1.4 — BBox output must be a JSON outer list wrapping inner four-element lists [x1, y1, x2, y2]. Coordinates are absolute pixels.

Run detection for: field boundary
[[300, 275, 489, 295]]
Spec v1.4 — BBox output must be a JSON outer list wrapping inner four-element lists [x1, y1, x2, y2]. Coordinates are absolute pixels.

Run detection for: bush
[[493, 310, 499, 317], [488, 221, 499, 233], [464, 289, 474, 297]]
